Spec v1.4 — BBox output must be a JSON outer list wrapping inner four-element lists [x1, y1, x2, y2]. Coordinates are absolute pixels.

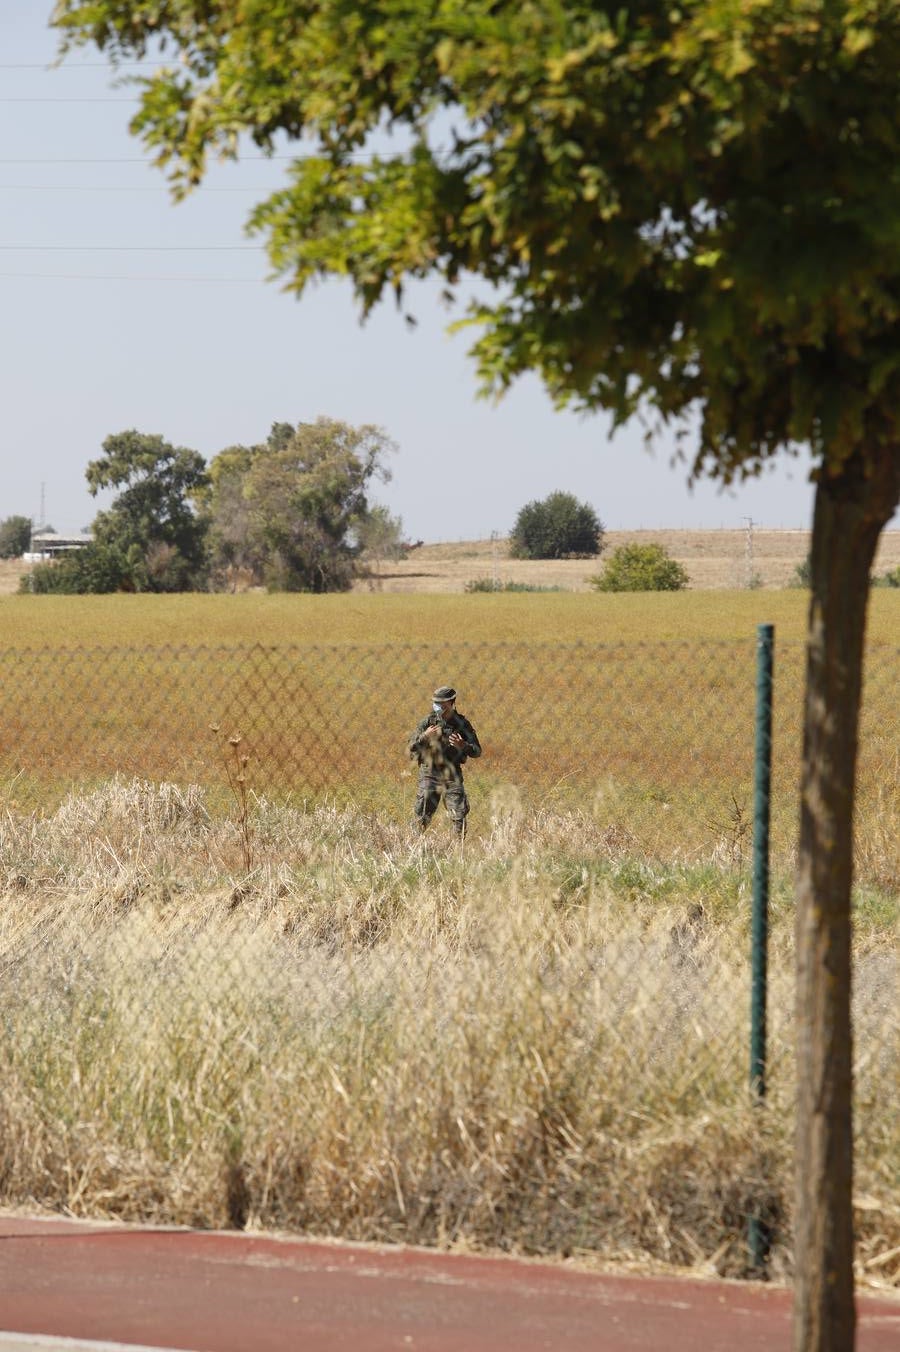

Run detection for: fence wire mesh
[[0, 639, 897, 1281]]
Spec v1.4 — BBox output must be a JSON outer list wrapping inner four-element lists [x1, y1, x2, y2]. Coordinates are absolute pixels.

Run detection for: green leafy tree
[[354, 503, 407, 569], [53, 4, 900, 1339], [206, 418, 396, 592], [0, 515, 32, 558], [86, 430, 210, 592], [509, 491, 603, 559], [590, 542, 688, 592], [200, 443, 266, 591]]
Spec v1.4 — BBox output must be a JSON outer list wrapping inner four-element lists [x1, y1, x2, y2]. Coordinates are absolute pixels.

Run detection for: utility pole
[[490, 530, 499, 591], [743, 516, 755, 589]]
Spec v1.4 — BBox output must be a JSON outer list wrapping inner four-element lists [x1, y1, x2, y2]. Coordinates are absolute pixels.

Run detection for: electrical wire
[[0, 183, 262, 192], [0, 244, 261, 251], [0, 271, 265, 282]]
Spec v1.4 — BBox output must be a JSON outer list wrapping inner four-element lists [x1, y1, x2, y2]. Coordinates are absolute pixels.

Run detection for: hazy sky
[[3, 7, 890, 542]]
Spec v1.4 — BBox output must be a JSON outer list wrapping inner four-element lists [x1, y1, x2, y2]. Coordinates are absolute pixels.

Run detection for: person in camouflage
[[408, 685, 482, 837]]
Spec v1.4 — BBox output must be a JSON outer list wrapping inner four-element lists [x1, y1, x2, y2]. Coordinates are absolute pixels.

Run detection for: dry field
[[355, 528, 900, 594]]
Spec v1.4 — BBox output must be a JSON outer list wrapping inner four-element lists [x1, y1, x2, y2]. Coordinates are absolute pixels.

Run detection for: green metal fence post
[[749, 622, 774, 1273]]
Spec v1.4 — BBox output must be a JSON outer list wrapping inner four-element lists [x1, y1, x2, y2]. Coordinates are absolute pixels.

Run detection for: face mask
[[432, 703, 445, 715]]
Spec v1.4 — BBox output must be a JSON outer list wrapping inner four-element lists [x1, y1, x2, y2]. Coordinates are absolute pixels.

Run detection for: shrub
[[792, 554, 899, 588], [22, 543, 128, 594], [790, 554, 812, 588], [464, 577, 565, 593], [590, 542, 689, 592], [509, 492, 603, 560]]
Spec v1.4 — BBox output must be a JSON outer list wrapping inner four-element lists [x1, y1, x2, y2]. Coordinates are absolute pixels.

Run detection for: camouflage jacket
[[408, 709, 482, 770]]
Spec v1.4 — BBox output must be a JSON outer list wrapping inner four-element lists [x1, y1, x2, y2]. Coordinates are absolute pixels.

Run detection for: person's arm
[[464, 720, 481, 758], [451, 716, 481, 758], [408, 716, 440, 758]]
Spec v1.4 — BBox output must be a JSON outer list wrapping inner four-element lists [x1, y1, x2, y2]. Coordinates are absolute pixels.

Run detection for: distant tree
[[206, 418, 396, 592], [201, 444, 266, 591], [0, 515, 32, 558], [509, 492, 603, 560], [591, 543, 689, 593], [354, 503, 407, 568], [86, 430, 210, 592]]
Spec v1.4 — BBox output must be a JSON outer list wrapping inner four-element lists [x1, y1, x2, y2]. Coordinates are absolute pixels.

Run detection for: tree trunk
[[793, 446, 900, 1352]]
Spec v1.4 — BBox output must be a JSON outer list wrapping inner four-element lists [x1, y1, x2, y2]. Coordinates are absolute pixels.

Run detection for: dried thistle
[[211, 726, 253, 874]]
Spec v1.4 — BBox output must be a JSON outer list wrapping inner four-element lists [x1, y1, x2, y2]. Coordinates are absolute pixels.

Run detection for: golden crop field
[[2, 582, 899, 648], [0, 583, 897, 895]]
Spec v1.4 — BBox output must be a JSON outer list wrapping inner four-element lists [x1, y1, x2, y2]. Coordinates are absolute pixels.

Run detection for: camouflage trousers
[[414, 767, 470, 835]]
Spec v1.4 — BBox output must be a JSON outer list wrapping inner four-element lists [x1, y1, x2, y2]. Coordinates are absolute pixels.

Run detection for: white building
[[23, 531, 93, 562]]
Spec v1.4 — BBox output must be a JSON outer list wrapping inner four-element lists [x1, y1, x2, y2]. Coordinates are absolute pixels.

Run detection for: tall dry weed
[[0, 780, 895, 1287]]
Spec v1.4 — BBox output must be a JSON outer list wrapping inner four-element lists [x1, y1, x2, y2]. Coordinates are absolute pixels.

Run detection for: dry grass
[[0, 780, 896, 1287]]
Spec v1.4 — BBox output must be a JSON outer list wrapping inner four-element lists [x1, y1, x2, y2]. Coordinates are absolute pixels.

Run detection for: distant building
[[24, 531, 93, 562]]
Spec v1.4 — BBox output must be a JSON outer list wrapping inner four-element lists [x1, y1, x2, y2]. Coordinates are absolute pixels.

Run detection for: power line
[[0, 183, 262, 192], [0, 152, 387, 163], [0, 156, 291, 164], [0, 62, 156, 69], [0, 271, 265, 282], [0, 246, 261, 254], [0, 96, 140, 102]]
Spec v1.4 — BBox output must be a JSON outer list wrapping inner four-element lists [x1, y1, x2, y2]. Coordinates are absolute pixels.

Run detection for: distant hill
[[355, 528, 900, 593]]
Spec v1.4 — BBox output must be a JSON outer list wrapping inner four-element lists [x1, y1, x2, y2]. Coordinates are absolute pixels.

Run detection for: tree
[[509, 491, 603, 559], [206, 418, 396, 592], [591, 542, 688, 592], [0, 515, 32, 559], [354, 503, 408, 572], [53, 5, 900, 1343], [200, 443, 266, 591], [86, 430, 210, 592]]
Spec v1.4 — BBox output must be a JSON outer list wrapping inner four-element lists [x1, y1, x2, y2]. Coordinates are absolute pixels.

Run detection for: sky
[[3, 6, 891, 543]]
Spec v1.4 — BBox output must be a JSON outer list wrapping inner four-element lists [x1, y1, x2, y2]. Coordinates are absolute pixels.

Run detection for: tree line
[[17, 419, 405, 595]]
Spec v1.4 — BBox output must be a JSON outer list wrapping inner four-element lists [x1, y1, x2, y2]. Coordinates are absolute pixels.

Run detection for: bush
[[590, 542, 689, 592], [509, 492, 604, 560], [790, 554, 812, 588], [464, 577, 565, 593], [792, 554, 899, 589], [23, 543, 128, 594]]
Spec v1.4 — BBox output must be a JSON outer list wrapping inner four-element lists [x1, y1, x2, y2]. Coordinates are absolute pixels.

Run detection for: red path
[[1, 1214, 898, 1352]]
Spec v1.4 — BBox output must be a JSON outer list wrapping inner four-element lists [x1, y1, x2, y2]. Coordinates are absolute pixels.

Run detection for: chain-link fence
[[0, 639, 897, 1282]]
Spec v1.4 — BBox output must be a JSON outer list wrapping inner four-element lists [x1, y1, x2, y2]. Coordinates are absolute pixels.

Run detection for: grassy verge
[[0, 780, 896, 1287]]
